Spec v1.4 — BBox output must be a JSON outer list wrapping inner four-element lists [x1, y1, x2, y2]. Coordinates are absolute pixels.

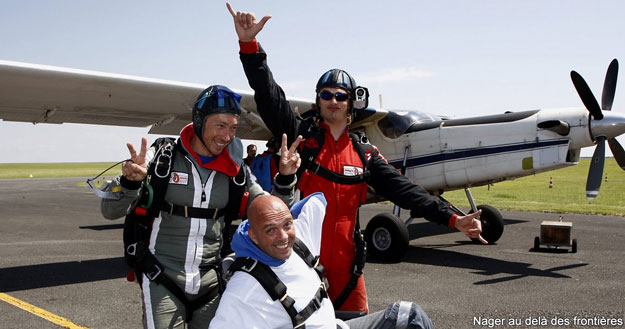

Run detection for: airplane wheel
[[472, 204, 504, 244], [365, 213, 409, 262], [534, 236, 540, 251], [571, 239, 578, 253]]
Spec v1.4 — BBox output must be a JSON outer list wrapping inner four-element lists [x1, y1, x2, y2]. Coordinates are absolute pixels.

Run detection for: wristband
[[448, 214, 458, 228]]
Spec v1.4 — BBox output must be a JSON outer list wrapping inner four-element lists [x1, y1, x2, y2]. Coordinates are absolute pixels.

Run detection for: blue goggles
[[195, 86, 242, 114], [319, 90, 350, 102]]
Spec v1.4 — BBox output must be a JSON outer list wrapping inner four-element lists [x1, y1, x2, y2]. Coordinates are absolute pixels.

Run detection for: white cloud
[[279, 80, 311, 97]]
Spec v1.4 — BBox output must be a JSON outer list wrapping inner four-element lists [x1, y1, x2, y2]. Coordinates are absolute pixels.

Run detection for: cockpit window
[[377, 110, 442, 139]]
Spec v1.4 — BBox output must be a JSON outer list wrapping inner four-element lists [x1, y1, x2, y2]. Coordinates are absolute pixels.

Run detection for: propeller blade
[[602, 59, 619, 112], [571, 70, 604, 120], [586, 136, 606, 200], [608, 138, 625, 170]]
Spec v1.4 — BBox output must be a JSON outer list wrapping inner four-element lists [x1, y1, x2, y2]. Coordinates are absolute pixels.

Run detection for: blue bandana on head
[[231, 193, 326, 267]]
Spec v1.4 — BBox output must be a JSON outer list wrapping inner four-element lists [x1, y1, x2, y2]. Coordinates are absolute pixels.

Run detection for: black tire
[[365, 213, 409, 261], [571, 239, 578, 253], [534, 236, 540, 251], [471, 204, 504, 244]]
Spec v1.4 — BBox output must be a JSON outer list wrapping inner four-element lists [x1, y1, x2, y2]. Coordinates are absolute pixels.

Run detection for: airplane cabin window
[[377, 110, 441, 139]]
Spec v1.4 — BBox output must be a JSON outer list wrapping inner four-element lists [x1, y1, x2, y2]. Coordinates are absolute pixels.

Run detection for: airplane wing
[[0, 60, 316, 140]]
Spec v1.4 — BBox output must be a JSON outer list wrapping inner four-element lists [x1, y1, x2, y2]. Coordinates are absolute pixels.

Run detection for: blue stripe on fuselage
[[388, 139, 569, 169]]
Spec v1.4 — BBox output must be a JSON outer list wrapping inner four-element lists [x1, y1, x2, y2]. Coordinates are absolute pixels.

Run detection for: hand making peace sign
[[278, 133, 304, 176], [122, 137, 148, 181]]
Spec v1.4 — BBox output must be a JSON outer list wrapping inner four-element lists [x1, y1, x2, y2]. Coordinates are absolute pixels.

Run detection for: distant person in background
[[250, 137, 279, 192], [244, 143, 257, 166]]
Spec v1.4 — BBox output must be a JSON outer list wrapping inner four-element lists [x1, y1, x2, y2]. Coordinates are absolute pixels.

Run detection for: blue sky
[[1, 1, 624, 163]]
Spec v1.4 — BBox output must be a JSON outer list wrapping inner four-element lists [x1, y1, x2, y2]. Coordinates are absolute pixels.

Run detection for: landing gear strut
[[446, 188, 504, 244]]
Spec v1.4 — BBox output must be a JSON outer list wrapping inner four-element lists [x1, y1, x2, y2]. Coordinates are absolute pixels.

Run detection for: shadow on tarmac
[[367, 215, 588, 285], [406, 218, 528, 240], [400, 246, 588, 285], [0, 257, 128, 292], [79, 223, 124, 231]]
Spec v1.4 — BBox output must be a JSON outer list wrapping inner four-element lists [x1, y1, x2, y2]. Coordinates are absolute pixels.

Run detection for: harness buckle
[[126, 243, 137, 256], [232, 173, 246, 186], [145, 263, 163, 281], [154, 144, 174, 179], [352, 263, 364, 276], [311, 296, 321, 311], [362, 171, 371, 181], [164, 202, 174, 215], [311, 162, 321, 174], [240, 258, 258, 273]]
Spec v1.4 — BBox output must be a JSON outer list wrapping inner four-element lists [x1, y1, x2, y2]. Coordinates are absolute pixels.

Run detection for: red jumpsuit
[[297, 122, 369, 311]]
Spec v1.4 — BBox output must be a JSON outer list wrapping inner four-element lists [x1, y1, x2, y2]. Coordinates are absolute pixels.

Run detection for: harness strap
[[295, 119, 325, 180], [160, 202, 225, 219], [222, 163, 249, 257], [138, 251, 220, 322], [142, 138, 179, 218], [328, 133, 373, 310], [229, 257, 287, 300], [292, 237, 324, 280], [302, 161, 370, 185], [228, 238, 328, 327], [332, 212, 367, 309], [292, 283, 328, 328]]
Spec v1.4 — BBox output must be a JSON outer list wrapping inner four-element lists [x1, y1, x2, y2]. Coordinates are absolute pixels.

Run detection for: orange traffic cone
[[549, 177, 553, 188]]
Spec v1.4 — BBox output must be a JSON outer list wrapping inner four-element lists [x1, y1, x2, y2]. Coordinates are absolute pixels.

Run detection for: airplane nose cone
[[591, 112, 625, 139]]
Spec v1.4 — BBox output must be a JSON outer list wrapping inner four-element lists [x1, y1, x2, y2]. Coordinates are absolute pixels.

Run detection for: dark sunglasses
[[319, 90, 350, 102]]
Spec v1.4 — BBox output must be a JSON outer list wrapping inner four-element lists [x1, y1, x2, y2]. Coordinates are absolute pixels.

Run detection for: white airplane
[[1, 59, 623, 259]]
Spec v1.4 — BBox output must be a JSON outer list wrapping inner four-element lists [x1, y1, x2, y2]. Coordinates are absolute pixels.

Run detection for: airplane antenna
[[379, 94, 383, 109]]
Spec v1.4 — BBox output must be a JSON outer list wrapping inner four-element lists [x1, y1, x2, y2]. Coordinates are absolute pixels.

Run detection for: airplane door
[[440, 125, 469, 188]]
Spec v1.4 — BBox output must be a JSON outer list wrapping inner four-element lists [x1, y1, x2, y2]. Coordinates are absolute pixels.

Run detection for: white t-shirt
[[209, 194, 343, 329]]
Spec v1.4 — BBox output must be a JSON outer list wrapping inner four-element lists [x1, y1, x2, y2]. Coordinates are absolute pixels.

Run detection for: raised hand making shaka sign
[[226, 2, 271, 42]]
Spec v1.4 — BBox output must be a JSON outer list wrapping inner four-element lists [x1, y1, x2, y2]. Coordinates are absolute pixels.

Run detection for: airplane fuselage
[[357, 107, 616, 193]]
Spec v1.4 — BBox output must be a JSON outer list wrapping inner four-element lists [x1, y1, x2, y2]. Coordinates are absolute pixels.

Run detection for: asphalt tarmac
[[0, 177, 623, 329]]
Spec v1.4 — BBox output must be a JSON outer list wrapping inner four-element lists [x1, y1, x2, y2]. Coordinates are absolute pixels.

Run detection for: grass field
[[1, 159, 623, 216], [440, 158, 625, 216], [0, 162, 123, 179]]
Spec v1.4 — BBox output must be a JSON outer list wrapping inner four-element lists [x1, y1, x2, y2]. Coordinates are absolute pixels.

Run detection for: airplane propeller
[[570, 59, 624, 200]]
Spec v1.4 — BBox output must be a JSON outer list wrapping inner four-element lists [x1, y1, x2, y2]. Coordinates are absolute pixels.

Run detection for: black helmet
[[315, 69, 357, 95], [192, 85, 242, 138]]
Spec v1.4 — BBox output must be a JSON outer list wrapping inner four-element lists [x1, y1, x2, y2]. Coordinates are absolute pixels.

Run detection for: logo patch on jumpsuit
[[169, 172, 189, 185], [343, 166, 363, 176]]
